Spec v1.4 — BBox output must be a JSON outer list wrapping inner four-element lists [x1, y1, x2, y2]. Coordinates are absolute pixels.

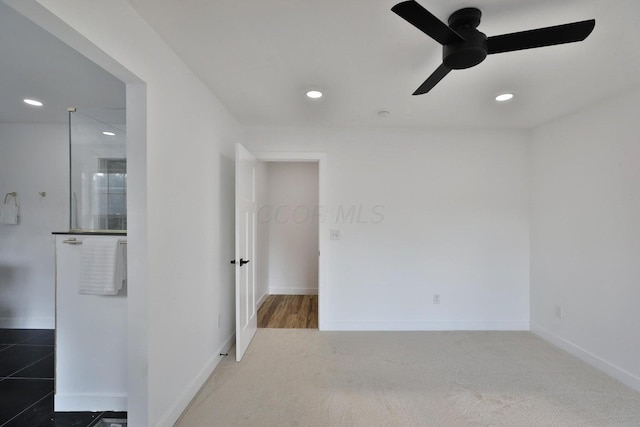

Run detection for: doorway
[[254, 156, 324, 329]]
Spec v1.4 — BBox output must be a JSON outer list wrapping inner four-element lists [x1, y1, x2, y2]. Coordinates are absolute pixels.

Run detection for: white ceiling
[[0, 2, 125, 124], [128, 0, 640, 129], [3, 1, 639, 130]]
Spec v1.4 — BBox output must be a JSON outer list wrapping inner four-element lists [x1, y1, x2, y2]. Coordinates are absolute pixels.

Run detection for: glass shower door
[[69, 108, 127, 232]]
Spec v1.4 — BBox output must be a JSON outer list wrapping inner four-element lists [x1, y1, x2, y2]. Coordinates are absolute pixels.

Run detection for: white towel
[[0, 197, 19, 225], [116, 239, 127, 292], [79, 238, 127, 295]]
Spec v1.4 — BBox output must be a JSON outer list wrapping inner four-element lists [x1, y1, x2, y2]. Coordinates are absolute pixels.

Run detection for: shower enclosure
[[55, 107, 129, 412], [69, 107, 126, 232]]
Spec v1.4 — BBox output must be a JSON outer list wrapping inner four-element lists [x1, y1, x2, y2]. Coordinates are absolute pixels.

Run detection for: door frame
[[254, 151, 327, 330]]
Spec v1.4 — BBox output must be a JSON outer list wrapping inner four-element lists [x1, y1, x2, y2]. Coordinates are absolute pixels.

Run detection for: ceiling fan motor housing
[[443, 8, 487, 69], [443, 29, 487, 69]]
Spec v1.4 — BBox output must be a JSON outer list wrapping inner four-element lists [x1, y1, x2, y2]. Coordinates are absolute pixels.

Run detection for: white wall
[[246, 127, 530, 331], [7, 1, 243, 425], [0, 123, 68, 328], [54, 235, 127, 411], [530, 88, 640, 392], [264, 162, 319, 295]]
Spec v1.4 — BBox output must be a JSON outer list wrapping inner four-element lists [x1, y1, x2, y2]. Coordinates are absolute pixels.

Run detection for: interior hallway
[[258, 295, 318, 329]]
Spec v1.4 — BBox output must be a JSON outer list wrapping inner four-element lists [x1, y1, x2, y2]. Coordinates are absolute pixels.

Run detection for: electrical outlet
[[433, 294, 440, 305], [554, 305, 563, 319]]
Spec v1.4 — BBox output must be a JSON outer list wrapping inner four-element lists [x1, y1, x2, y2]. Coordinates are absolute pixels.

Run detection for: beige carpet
[[176, 330, 640, 426]]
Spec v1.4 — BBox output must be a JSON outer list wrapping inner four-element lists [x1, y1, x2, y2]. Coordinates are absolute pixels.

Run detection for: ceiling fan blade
[[487, 19, 595, 55], [413, 64, 451, 95], [392, 1, 464, 46]]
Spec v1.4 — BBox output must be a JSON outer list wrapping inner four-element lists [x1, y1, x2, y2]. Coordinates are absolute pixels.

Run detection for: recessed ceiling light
[[495, 93, 514, 102], [102, 131, 116, 136], [306, 90, 323, 99], [23, 99, 43, 107]]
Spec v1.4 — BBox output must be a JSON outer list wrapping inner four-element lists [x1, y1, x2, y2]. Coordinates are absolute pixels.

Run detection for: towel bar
[[62, 238, 127, 245], [63, 238, 83, 245]]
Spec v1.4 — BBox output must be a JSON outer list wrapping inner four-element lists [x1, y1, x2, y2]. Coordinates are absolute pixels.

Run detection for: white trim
[[54, 393, 127, 412], [156, 333, 236, 427], [252, 151, 328, 331], [0, 318, 55, 329], [532, 324, 640, 393], [322, 320, 530, 331], [257, 292, 269, 309], [269, 288, 319, 295], [254, 151, 327, 162]]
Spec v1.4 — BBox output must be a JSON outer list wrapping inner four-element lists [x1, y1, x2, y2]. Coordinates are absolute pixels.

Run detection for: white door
[[234, 143, 258, 361]]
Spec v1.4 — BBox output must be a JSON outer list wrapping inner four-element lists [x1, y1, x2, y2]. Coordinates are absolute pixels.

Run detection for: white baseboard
[[0, 317, 55, 329], [54, 393, 127, 412], [531, 324, 640, 394], [257, 292, 269, 309], [268, 287, 318, 295], [320, 320, 529, 332], [157, 333, 236, 427]]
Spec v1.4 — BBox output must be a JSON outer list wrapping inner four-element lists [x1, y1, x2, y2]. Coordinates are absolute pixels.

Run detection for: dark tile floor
[[0, 329, 126, 426]]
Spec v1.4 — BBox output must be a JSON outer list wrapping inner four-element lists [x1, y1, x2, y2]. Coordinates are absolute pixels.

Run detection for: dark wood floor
[[258, 295, 318, 329]]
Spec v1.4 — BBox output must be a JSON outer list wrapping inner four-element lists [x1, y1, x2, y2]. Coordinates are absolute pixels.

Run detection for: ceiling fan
[[391, 1, 595, 95]]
